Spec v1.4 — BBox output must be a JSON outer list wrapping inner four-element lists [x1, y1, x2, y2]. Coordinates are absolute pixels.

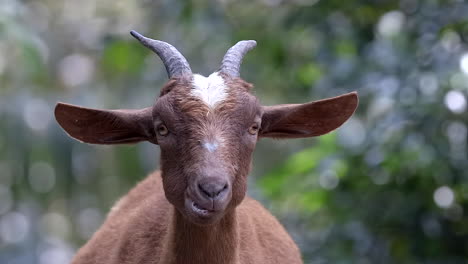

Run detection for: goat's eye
[[248, 124, 259, 135], [157, 124, 169, 136]]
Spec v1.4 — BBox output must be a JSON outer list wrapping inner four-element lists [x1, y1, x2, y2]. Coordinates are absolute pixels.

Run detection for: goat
[[55, 31, 358, 264]]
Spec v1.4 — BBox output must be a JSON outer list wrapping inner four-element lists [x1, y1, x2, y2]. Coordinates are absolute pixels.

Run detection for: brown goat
[[55, 31, 358, 264]]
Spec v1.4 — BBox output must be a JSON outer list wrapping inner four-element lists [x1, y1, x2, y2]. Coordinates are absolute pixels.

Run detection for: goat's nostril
[[198, 180, 229, 199], [215, 184, 228, 196], [198, 183, 211, 198]]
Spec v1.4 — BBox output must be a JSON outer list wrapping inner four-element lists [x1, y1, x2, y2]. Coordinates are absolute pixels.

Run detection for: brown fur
[[72, 171, 301, 264]]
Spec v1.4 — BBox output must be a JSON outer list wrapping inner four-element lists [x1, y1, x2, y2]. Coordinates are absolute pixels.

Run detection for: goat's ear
[[55, 103, 156, 144], [260, 92, 358, 139]]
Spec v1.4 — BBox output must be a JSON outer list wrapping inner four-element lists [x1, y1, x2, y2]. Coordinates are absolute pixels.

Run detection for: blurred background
[[1, 0, 468, 263]]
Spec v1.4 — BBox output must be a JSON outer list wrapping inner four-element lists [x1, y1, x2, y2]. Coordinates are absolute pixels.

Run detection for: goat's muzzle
[[184, 176, 232, 225]]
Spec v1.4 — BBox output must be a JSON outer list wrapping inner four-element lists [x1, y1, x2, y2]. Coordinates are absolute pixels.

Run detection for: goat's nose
[[197, 178, 229, 200]]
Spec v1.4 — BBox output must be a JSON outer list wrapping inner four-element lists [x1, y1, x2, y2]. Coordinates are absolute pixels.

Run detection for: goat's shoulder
[[107, 171, 164, 219], [237, 197, 302, 263], [72, 171, 170, 264]]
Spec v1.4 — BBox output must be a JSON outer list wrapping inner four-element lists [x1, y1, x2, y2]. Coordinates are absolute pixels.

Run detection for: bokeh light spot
[[23, 98, 52, 133], [459, 53, 468, 75], [77, 208, 103, 240], [433, 186, 454, 208], [59, 54, 95, 88], [418, 73, 438, 96], [38, 240, 74, 264], [440, 31, 461, 52], [446, 121, 467, 145], [39, 212, 71, 240], [444, 91, 466, 113], [0, 211, 30, 244], [377, 11, 405, 37], [338, 118, 366, 149], [319, 170, 339, 190]]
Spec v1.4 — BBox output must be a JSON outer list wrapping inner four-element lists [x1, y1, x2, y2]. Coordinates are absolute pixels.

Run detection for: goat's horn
[[130, 30, 192, 78], [219, 40, 257, 78]]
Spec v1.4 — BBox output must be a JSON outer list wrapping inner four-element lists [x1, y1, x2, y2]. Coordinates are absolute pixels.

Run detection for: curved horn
[[219, 40, 256, 78], [130, 30, 192, 78]]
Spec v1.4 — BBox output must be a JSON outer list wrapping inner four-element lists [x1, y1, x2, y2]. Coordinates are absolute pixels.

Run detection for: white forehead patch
[[191, 72, 228, 108], [203, 142, 219, 153]]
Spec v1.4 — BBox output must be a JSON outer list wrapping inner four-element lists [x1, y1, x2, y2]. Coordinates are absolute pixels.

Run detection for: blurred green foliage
[[0, 0, 468, 263]]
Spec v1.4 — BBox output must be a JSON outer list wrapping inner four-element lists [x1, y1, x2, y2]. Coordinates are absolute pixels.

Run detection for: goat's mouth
[[184, 197, 227, 225], [191, 201, 214, 216]]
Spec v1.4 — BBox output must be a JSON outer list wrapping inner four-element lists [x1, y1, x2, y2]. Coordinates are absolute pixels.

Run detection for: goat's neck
[[162, 208, 239, 263]]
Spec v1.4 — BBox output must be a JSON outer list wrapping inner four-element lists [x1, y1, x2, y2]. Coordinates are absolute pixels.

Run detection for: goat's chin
[[186, 211, 225, 226]]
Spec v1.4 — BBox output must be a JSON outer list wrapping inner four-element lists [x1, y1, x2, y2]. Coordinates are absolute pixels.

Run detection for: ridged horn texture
[[220, 40, 257, 77], [130, 30, 192, 78]]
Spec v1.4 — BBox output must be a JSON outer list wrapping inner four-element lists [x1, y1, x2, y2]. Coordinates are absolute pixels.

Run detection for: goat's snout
[[197, 178, 229, 200]]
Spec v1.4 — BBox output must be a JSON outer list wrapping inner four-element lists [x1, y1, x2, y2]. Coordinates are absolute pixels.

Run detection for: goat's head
[[55, 31, 358, 226]]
